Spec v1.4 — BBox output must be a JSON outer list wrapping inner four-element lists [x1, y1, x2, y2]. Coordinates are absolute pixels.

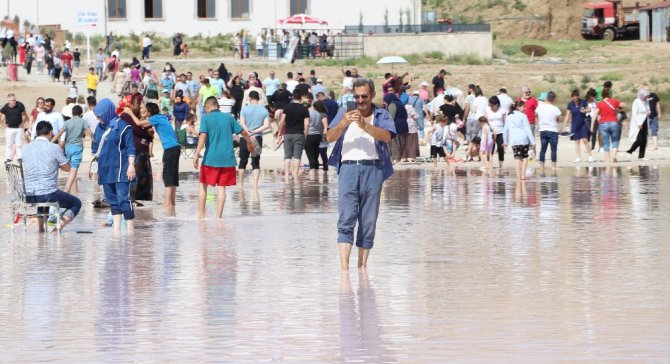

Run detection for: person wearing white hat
[[419, 81, 430, 101], [408, 90, 426, 140], [337, 79, 355, 110], [311, 78, 327, 100]]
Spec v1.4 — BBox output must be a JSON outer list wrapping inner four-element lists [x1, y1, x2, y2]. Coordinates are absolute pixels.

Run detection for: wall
[[361, 32, 492, 59], [0, 0, 421, 36]]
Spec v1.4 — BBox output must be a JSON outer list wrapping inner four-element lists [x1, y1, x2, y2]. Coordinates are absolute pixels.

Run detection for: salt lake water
[[1, 166, 669, 362]]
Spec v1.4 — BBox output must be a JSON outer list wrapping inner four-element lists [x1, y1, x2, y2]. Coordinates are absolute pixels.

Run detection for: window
[[231, 0, 250, 19], [108, 0, 127, 18], [145, 0, 163, 19], [290, 0, 308, 15], [197, 0, 216, 18]]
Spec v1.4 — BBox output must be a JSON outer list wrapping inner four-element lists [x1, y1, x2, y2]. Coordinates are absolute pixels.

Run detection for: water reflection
[[1, 166, 669, 362]]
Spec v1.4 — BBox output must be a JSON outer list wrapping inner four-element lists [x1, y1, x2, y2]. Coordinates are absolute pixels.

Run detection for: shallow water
[[1, 166, 670, 362]]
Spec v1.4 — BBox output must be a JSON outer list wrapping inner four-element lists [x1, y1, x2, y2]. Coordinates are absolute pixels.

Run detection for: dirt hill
[[423, 0, 644, 39]]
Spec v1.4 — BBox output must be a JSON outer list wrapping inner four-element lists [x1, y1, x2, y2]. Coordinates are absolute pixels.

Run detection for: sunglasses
[[354, 94, 370, 100]]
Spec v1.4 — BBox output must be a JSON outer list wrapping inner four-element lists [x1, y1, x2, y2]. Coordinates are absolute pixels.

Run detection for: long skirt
[[131, 150, 153, 201], [402, 132, 420, 159], [391, 133, 409, 161]]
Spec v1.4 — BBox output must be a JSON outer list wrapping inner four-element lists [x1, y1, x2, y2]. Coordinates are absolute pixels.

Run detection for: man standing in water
[[194, 97, 255, 219], [326, 78, 396, 271]]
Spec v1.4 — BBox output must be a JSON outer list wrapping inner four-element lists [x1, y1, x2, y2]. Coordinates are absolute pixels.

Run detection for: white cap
[[412, 90, 420, 95], [62, 104, 74, 118], [420, 81, 429, 87], [316, 78, 323, 83]]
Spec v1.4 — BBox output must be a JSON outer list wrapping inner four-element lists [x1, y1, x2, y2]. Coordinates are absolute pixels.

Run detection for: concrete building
[[0, 0, 422, 36], [639, 1, 670, 42]]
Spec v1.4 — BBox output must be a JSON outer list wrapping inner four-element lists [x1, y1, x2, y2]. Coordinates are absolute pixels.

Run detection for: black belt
[[341, 160, 380, 166]]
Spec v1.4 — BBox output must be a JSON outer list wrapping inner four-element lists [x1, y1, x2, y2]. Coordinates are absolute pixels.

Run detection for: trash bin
[[8, 63, 19, 81]]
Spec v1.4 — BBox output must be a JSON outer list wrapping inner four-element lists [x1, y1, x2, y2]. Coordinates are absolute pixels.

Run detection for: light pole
[[103, 0, 108, 38]]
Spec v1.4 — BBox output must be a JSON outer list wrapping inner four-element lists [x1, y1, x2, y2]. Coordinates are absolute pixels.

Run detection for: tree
[[359, 12, 364, 33], [399, 9, 404, 32], [383, 8, 390, 33], [405, 7, 413, 32], [13, 15, 20, 27]]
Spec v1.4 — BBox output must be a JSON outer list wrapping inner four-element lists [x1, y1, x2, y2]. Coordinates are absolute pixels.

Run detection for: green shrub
[[600, 72, 624, 81], [424, 51, 445, 60], [512, 0, 527, 11]]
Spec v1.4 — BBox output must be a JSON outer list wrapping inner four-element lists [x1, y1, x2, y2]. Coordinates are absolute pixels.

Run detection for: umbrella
[[377, 56, 408, 70], [278, 14, 328, 26]]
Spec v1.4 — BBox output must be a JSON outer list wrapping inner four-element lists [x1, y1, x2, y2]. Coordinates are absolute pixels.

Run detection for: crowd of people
[[0, 36, 664, 267]]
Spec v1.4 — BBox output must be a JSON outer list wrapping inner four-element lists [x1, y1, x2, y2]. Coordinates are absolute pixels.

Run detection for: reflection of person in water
[[338, 271, 393, 362]]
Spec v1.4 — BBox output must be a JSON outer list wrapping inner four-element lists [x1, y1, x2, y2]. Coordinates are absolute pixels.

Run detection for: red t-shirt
[[60, 53, 73, 69], [519, 96, 538, 124], [596, 98, 621, 123]]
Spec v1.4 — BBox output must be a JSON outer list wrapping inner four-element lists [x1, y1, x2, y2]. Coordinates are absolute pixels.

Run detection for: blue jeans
[[599, 122, 620, 151], [103, 182, 134, 220], [26, 190, 82, 220], [649, 116, 659, 137], [539, 131, 558, 163], [337, 162, 384, 249]]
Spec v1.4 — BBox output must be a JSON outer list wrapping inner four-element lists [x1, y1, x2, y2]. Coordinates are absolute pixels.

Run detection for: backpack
[[107, 60, 116, 71]]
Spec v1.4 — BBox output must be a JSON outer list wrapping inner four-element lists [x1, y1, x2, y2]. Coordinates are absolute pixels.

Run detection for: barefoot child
[[479, 116, 493, 171], [51, 105, 93, 193], [124, 103, 181, 208], [503, 100, 535, 180], [430, 116, 450, 169]]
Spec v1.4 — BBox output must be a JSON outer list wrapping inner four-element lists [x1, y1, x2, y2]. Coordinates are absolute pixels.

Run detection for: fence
[[344, 23, 491, 35], [289, 36, 365, 60]]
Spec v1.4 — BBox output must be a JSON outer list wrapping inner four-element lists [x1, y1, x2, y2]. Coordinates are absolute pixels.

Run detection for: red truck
[[581, 0, 641, 40]]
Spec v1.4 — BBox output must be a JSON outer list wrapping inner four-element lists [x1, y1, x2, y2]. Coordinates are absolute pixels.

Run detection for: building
[[639, 1, 670, 42], [1, 0, 422, 36]]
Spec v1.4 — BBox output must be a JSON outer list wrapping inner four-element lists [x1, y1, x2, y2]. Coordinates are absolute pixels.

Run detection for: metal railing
[[287, 36, 365, 60], [343, 23, 491, 34]]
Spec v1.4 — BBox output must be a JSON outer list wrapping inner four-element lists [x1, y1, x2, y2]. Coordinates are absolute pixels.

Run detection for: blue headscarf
[[94, 98, 119, 129]]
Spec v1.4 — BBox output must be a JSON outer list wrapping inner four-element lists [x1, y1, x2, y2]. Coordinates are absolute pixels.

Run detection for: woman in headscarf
[[385, 91, 409, 164], [626, 88, 651, 160], [119, 93, 154, 204], [217, 63, 230, 84], [90, 98, 136, 234], [228, 74, 245, 119]]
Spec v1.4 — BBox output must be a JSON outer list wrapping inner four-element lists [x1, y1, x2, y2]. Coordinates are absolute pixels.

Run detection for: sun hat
[[412, 90, 420, 95], [420, 81, 429, 87]]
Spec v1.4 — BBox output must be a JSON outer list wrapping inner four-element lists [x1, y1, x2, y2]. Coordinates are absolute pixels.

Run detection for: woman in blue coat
[[90, 98, 136, 234]]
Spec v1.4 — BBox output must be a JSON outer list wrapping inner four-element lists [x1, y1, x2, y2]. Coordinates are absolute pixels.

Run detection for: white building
[[1, 0, 422, 36]]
